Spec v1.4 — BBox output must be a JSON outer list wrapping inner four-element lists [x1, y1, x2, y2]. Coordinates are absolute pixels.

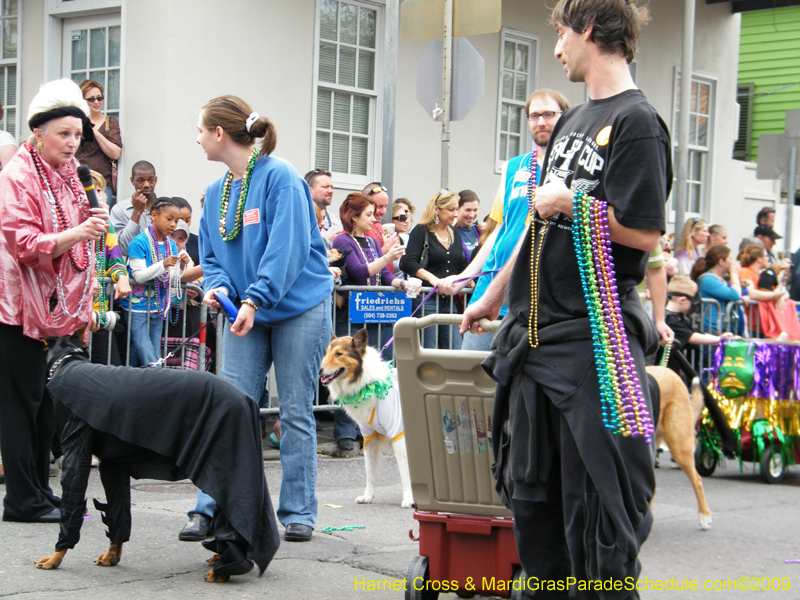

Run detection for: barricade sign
[[349, 291, 411, 324]]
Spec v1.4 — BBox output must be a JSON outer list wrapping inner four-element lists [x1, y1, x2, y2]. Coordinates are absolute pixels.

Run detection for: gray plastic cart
[[394, 314, 524, 600]]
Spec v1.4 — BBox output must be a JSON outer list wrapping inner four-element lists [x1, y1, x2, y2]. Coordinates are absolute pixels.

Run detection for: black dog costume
[[40, 334, 280, 581]]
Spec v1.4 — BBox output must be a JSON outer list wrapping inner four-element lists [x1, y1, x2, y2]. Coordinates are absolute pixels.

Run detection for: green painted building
[[736, 5, 800, 162]]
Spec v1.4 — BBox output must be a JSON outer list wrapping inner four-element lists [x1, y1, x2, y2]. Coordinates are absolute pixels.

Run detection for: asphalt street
[[1, 428, 799, 600]]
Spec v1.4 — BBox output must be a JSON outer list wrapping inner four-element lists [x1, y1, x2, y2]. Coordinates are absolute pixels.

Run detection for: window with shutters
[[672, 73, 715, 216], [313, 0, 382, 186], [734, 82, 754, 162], [495, 28, 538, 172], [0, 0, 19, 139]]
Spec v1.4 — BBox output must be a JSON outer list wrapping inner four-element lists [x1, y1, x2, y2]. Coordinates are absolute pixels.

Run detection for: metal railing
[[97, 282, 789, 416], [89, 278, 210, 371]]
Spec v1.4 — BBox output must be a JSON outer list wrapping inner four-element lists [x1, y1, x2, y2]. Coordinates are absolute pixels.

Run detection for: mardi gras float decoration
[[697, 339, 800, 483]]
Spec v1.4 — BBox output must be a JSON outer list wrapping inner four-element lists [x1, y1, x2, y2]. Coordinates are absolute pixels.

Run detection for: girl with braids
[[121, 197, 189, 367], [0, 79, 109, 522], [181, 96, 332, 544]]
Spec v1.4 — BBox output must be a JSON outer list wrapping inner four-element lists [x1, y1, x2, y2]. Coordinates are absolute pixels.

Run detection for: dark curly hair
[[550, 0, 650, 64]]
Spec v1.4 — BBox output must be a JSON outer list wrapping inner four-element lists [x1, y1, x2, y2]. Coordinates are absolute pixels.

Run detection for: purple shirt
[[332, 233, 394, 286]]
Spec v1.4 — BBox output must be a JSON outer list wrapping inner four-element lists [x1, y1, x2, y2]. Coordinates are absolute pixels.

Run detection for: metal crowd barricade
[[683, 297, 770, 381], [88, 278, 209, 370], [244, 284, 474, 416]]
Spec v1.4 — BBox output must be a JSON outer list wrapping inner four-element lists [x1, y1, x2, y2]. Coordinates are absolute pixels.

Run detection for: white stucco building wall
[[15, 0, 781, 248]]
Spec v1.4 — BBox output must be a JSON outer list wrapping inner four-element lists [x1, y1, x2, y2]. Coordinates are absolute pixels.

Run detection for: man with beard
[[439, 89, 570, 351]]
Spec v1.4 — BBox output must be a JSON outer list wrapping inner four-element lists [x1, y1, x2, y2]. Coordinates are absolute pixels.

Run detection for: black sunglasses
[[392, 213, 408, 222], [85, 96, 104, 103]]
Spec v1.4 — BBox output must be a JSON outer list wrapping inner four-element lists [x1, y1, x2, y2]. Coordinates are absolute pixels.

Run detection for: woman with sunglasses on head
[[400, 189, 467, 349], [674, 217, 708, 276], [76, 80, 122, 206]]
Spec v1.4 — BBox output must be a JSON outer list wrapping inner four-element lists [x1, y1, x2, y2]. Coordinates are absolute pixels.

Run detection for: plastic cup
[[406, 277, 422, 298], [383, 223, 396, 238]]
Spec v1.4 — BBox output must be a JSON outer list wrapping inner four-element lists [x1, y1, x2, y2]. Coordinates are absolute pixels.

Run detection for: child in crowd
[[169, 219, 190, 254], [662, 276, 733, 384], [122, 197, 189, 366]]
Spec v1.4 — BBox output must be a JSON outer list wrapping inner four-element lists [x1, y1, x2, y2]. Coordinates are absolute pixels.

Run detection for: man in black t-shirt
[[462, 2, 670, 597]]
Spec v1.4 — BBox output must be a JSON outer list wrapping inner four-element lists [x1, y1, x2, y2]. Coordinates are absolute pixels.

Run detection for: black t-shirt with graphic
[[506, 89, 672, 328]]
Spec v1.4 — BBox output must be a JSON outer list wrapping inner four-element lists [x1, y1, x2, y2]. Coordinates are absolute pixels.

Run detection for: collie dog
[[646, 365, 711, 530], [320, 329, 413, 508]]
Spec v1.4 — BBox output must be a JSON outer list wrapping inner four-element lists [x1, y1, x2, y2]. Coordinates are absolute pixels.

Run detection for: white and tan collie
[[320, 329, 413, 508]]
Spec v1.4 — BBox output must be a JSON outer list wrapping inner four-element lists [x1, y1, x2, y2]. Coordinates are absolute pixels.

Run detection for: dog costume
[[45, 336, 280, 577], [336, 372, 405, 442]]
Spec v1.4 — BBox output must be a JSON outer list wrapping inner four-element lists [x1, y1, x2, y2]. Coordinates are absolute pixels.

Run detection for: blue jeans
[[129, 311, 164, 367], [420, 295, 462, 350], [190, 297, 331, 528], [461, 330, 493, 351]]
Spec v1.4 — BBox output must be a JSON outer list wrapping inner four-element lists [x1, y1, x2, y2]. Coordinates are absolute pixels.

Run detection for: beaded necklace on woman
[[26, 141, 93, 318], [348, 233, 381, 286], [146, 223, 180, 325], [219, 147, 259, 242]]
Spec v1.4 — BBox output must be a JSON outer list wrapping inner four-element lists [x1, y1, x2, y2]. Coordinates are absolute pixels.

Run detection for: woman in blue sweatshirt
[[183, 95, 332, 544]]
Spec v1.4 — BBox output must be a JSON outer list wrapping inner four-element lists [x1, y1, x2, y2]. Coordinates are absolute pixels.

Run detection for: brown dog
[[647, 365, 711, 530]]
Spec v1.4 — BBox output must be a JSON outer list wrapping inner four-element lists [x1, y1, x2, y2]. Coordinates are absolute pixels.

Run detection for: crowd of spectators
[[653, 209, 800, 352]]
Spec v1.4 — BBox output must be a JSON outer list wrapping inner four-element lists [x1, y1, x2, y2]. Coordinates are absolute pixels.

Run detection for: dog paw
[[35, 551, 65, 570], [207, 554, 221, 568], [206, 568, 230, 583], [95, 543, 122, 566], [699, 513, 712, 530], [356, 495, 373, 504], [400, 498, 414, 509]]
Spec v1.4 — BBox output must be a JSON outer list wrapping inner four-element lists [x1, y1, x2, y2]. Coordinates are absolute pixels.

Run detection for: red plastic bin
[[410, 510, 521, 598]]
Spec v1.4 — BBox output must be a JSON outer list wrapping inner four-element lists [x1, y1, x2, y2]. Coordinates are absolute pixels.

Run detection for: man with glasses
[[109, 160, 159, 258], [305, 169, 342, 241], [439, 89, 570, 351]]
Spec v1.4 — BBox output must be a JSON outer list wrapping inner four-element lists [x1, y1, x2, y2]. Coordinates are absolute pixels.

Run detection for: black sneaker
[[337, 438, 354, 451]]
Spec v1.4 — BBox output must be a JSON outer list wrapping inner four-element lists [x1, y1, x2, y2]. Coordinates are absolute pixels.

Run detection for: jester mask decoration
[[718, 340, 755, 398]]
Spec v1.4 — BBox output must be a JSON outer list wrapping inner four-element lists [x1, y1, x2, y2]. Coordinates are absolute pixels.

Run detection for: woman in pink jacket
[[0, 79, 108, 523]]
